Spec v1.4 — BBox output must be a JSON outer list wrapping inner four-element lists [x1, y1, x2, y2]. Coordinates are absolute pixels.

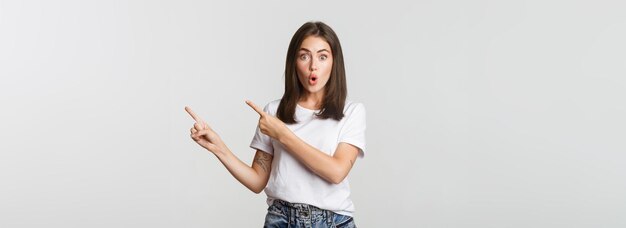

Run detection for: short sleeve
[[338, 103, 366, 157], [249, 103, 274, 155]]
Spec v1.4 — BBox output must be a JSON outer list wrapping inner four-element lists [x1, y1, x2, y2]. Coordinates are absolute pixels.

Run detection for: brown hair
[[277, 21, 347, 124]]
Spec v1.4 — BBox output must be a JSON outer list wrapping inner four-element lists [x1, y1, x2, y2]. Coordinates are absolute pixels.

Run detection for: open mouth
[[309, 74, 318, 85]]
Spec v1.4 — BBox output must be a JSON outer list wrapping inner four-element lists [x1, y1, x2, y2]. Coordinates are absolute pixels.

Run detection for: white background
[[1, 0, 625, 227]]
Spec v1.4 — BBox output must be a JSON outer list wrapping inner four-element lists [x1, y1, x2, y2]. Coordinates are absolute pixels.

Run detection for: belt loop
[[289, 205, 294, 225], [326, 210, 332, 225]]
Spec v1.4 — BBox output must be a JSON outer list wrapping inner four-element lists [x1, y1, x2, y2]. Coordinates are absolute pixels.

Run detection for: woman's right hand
[[186, 106, 228, 155], [185, 106, 272, 194]]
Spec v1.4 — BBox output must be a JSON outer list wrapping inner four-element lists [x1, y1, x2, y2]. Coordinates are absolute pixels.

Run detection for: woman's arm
[[279, 133, 359, 184], [211, 148, 273, 194], [245, 101, 359, 184], [191, 125, 272, 193], [186, 106, 271, 193]]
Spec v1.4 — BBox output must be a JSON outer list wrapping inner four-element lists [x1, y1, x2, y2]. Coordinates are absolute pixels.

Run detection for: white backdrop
[[1, 0, 625, 227]]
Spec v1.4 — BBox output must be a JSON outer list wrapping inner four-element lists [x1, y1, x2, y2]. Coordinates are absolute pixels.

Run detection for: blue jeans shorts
[[263, 199, 356, 228]]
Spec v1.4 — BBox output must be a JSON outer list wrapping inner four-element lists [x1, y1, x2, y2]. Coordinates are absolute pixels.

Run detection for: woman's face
[[296, 36, 333, 95]]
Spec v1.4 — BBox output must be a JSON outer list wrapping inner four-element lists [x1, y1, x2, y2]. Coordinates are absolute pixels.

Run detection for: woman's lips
[[309, 74, 318, 86]]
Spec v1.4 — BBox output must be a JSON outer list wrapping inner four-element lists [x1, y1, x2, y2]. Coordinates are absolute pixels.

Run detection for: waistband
[[271, 199, 333, 224]]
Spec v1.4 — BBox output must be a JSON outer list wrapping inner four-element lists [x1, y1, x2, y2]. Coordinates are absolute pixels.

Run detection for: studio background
[[1, 0, 625, 227]]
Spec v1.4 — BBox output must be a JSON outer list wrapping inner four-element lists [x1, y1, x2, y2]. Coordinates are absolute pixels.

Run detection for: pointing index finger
[[245, 100, 265, 116], [184, 106, 204, 123]]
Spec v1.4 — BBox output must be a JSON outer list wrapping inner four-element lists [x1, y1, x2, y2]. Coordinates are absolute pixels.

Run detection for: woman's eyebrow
[[299, 48, 330, 53], [317, 49, 330, 53]]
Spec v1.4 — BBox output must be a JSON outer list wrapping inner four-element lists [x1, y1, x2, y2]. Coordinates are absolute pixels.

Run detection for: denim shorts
[[263, 199, 356, 228]]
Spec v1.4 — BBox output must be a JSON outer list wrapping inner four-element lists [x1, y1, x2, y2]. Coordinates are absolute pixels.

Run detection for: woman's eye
[[300, 54, 309, 61], [320, 55, 327, 61]]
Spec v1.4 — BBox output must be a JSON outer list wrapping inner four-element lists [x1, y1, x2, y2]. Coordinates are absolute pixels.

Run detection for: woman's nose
[[309, 59, 318, 71]]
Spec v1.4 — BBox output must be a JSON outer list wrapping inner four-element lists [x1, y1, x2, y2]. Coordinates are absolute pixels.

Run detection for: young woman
[[186, 21, 365, 228]]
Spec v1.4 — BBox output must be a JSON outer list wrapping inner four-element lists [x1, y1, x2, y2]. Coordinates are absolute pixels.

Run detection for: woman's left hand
[[246, 100, 291, 140]]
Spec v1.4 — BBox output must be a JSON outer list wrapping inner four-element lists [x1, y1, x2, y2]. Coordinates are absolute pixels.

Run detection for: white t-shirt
[[249, 99, 366, 216]]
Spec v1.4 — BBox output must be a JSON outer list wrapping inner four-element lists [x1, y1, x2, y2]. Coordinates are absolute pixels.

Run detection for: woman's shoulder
[[262, 99, 282, 114], [267, 99, 282, 107], [343, 100, 365, 115]]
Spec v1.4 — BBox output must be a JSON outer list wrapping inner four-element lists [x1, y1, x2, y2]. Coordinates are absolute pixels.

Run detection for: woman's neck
[[298, 91, 324, 110]]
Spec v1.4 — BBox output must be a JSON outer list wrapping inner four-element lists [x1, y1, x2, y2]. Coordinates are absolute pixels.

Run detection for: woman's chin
[[303, 85, 325, 94]]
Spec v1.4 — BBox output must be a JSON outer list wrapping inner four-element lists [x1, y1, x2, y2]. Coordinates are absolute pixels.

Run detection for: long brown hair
[[277, 21, 347, 124]]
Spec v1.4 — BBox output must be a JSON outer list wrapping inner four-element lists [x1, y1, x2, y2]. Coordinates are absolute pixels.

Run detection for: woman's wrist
[[277, 128, 294, 145], [211, 144, 231, 158]]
